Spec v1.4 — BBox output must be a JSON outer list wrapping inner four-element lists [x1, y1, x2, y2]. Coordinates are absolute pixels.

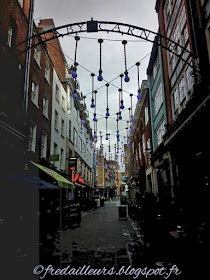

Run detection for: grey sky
[[34, 0, 158, 164]]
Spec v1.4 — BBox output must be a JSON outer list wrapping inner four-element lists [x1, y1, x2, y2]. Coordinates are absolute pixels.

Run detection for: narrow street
[[57, 199, 138, 279]]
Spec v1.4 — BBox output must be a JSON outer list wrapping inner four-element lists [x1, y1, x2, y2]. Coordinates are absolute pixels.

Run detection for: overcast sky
[[34, 0, 158, 166]]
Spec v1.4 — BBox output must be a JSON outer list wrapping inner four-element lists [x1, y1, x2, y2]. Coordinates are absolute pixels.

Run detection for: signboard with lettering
[[69, 157, 77, 169]]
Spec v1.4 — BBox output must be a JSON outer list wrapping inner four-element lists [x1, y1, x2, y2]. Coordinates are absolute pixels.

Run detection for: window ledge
[[31, 100, 39, 109], [43, 113, 49, 120]]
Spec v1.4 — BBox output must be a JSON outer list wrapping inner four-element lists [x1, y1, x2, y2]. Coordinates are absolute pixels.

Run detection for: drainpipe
[[23, 0, 35, 117]]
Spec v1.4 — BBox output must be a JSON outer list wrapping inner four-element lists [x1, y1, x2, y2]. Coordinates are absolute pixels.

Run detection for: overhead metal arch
[[16, 19, 200, 81]]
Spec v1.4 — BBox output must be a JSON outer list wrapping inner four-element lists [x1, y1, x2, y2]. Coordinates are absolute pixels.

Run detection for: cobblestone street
[[55, 199, 139, 279]]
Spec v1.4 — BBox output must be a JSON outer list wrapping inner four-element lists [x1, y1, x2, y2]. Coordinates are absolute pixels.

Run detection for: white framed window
[[178, 76, 186, 102], [73, 128, 78, 146], [156, 120, 165, 146], [44, 66, 50, 83], [7, 26, 13, 47], [41, 133, 47, 158], [43, 97, 48, 117], [28, 124, 37, 152], [79, 137, 82, 152], [54, 142, 58, 154], [154, 82, 163, 115], [185, 66, 194, 91], [34, 46, 41, 66], [61, 119, 65, 137], [145, 106, 149, 126], [62, 95, 65, 110], [55, 85, 59, 102], [60, 148, 64, 169], [54, 110, 59, 130], [179, 5, 187, 31], [69, 120, 71, 140], [142, 134, 145, 154], [147, 138, 151, 149], [18, 0, 23, 7], [31, 81, 39, 106], [173, 88, 179, 112]]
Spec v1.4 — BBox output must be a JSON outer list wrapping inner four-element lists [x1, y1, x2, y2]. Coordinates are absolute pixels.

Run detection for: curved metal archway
[[16, 19, 200, 81]]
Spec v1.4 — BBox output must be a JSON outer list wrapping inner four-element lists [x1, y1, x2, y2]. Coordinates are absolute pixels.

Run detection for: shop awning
[[30, 161, 75, 189]]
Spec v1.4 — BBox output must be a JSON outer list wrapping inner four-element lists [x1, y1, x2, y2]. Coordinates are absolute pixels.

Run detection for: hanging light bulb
[[72, 36, 80, 78], [122, 40, 130, 82], [98, 70, 103, 81], [137, 89, 142, 99], [80, 129, 83, 134], [73, 91, 77, 100], [118, 112, 122, 120], [130, 116, 134, 123], [136, 62, 142, 99], [86, 138, 88, 144], [91, 144, 93, 149], [127, 138, 129, 143], [94, 137, 97, 143], [93, 113, 97, 122], [106, 135, 108, 140], [72, 69, 77, 79], [124, 70, 130, 82], [129, 128, 132, 133], [117, 137, 120, 142], [82, 119, 86, 125], [98, 39, 103, 81], [120, 100, 124, 110], [127, 143, 129, 147], [116, 132, 120, 138]]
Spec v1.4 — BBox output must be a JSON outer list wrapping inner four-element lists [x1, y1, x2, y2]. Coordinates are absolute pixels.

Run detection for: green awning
[[30, 161, 75, 189]]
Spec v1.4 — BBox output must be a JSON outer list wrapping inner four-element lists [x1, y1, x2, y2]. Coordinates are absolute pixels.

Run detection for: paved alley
[[55, 199, 139, 279]]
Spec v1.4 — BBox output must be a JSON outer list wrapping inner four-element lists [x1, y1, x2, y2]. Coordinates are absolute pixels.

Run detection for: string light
[[98, 39, 103, 81], [122, 40, 130, 82]]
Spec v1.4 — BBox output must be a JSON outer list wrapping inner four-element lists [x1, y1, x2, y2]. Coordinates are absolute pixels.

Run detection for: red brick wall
[[39, 19, 67, 85]]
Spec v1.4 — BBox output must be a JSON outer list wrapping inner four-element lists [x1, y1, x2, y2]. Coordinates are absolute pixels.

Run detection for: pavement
[[52, 198, 142, 280]]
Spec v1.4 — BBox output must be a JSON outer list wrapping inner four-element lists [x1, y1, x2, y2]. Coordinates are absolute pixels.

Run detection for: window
[[31, 81, 39, 106], [28, 124, 37, 152], [61, 119, 65, 137], [173, 88, 179, 111], [62, 95, 65, 110], [74, 102, 78, 120], [34, 46, 41, 66], [179, 6, 187, 31], [147, 138, 151, 150], [43, 97, 48, 117], [73, 128, 78, 146], [18, 0, 23, 7], [182, 25, 189, 45], [83, 143, 86, 156], [142, 134, 145, 154], [54, 142, 58, 154], [79, 137, 82, 152], [154, 82, 163, 115], [69, 120, 71, 139], [152, 54, 160, 81], [178, 76, 186, 102], [185, 66, 194, 91], [55, 85, 59, 102], [41, 133, 47, 158], [156, 120, 165, 146], [60, 148, 64, 169], [44, 66, 50, 83], [54, 110, 59, 130], [173, 24, 180, 43], [145, 106, 149, 126], [7, 26, 13, 47]]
